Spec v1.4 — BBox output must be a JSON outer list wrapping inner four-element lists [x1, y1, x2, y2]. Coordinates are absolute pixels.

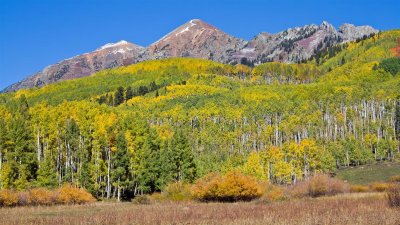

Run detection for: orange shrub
[[29, 188, 55, 205], [57, 184, 96, 204], [370, 182, 391, 192], [191, 171, 263, 202], [386, 184, 400, 207], [350, 185, 370, 193], [0, 190, 19, 207]]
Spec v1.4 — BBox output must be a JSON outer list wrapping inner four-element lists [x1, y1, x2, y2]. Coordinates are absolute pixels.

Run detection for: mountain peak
[[154, 19, 218, 44], [97, 40, 139, 51], [319, 21, 336, 32], [145, 18, 245, 62]]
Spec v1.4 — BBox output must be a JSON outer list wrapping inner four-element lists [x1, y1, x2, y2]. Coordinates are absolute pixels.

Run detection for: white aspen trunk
[[0, 151, 2, 189], [117, 180, 121, 202], [37, 128, 41, 163], [107, 147, 111, 199]]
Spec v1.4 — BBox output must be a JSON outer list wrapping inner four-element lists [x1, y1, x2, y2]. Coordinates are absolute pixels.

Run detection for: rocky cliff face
[[3, 20, 378, 92], [339, 23, 378, 41], [141, 19, 246, 63], [233, 21, 378, 64]]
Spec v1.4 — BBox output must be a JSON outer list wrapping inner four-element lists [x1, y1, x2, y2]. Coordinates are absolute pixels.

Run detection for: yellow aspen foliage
[[242, 152, 267, 181]]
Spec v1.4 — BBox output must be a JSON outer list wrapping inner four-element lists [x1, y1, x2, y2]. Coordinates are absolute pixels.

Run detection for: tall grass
[[0, 193, 398, 225]]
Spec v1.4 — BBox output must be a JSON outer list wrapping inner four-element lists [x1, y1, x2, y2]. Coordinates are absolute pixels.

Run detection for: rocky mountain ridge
[[3, 19, 378, 92]]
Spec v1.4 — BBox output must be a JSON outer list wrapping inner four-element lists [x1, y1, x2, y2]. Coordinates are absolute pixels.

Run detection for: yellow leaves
[[124, 130, 135, 154], [154, 124, 174, 141], [242, 152, 267, 181], [166, 84, 224, 98], [0, 105, 11, 121], [117, 58, 231, 76], [273, 161, 294, 184], [127, 96, 145, 106], [93, 112, 117, 141], [240, 87, 280, 104], [234, 64, 251, 75], [364, 133, 378, 148], [336, 112, 345, 124], [266, 146, 283, 162], [14, 89, 32, 100]]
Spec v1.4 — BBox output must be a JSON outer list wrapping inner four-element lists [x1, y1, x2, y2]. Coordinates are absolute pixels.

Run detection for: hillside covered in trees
[[0, 30, 399, 200]]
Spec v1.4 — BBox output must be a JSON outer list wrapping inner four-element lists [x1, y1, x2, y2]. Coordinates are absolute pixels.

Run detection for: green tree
[[126, 86, 134, 102], [36, 159, 58, 188], [111, 131, 130, 201], [170, 131, 196, 182], [114, 86, 125, 106]]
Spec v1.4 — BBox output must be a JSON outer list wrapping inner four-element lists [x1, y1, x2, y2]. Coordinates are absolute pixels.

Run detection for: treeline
[[97, 81, 174, 106], [0, 97, 198, 200], [1, 93, 398, 199], [251, 62, 320, 84]]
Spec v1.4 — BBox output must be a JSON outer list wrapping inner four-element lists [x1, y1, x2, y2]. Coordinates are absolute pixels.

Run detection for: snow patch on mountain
[[98, 40, 129, 50]]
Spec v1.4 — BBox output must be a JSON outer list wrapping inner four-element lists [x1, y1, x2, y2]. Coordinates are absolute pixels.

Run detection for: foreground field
[[0, 193, 398, 225]]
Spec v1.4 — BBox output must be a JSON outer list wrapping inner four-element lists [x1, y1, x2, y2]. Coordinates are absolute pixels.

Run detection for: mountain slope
[[3, 41, 145, 92], [3, 20, 379, 92]]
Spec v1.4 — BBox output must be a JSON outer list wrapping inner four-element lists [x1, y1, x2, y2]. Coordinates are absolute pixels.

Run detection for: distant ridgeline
[[0, 30, 399, 199]]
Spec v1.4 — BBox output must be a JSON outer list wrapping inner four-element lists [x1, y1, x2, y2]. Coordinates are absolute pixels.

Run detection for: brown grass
[[0, 193, 398, 225], [387, 184, 400, 207], [287, 174, 349, 198]]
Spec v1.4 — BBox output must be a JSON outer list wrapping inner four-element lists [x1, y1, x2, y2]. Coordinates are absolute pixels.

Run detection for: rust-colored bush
[[387, 184, 400, 207], [29, 188, 55, 205], [309, 174, 349, 197], [260, 184, 285, 202], [191, 171, 263, 202], [17, 191, 30, 206], [350, 185, 370, 193], [286, 180, 309, 198], [162, 182, 192, 201], [132, 195, 152, 205], [288, 174, 349, 198], [370, 182, 391, 192], [0, 190, 19, 207], [57, 184, 96, 204]]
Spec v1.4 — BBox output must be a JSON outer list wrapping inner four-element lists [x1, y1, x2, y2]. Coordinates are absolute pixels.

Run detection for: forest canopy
[[0, 30, 399, 200]]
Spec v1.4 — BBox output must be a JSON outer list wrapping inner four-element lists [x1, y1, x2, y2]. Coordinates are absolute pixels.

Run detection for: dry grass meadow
[[0, 192, 398, 225]]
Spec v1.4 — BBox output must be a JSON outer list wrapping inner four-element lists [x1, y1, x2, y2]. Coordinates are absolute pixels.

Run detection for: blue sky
[[1, 0, 399, 90]]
